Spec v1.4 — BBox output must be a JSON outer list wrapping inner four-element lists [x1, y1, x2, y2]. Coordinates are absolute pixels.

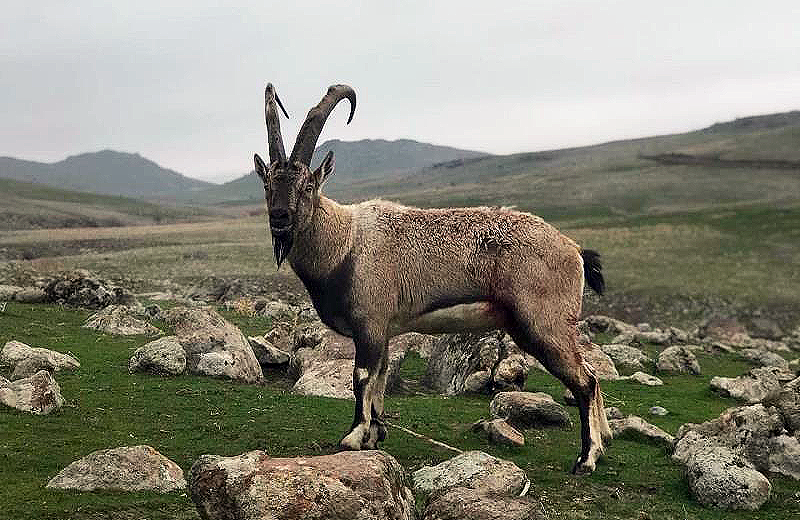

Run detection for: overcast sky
[[2, 1, 798, 183]]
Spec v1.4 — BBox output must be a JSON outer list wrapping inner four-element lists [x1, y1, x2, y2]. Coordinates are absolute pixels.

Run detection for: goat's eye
[[305, 184, 314, 193]]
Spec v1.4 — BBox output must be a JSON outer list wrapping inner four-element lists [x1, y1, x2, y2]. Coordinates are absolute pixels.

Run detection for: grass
[[2, 303, 799, 519]]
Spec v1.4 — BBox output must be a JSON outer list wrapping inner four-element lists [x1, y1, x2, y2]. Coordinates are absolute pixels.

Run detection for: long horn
[[265, 83, 289, 164], [289, 84, 355, 166]]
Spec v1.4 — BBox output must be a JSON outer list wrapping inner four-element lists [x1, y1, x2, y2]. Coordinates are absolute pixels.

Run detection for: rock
[[669, 326, 691, 343], [710, 367, 794, 403], [608, 415, 674, 447], [392, 332, 438, 360], [766, 434, 800, 479], [740, 348, 789, 370], [624, 371, 663, 386], [84, 305, 162, 336], [263, 322, 293, 352], [492, 354, 530, 391], [413, 451, 529, 497], [163, 306, 263, 383], [13, 287, 47, 303], [258, 300, 295, 320], [656, 346, 701, 374], [584, 315, 637, 336], [422, 487, 545, 520], [748, 317, 784, 340], [43, 270, 135, 309], [599, 344, 651, 372], [10, 357, 55, 380], [47, 445, 186, 492], [0, 340, 80, 372], [635, 330, 672, 345], [649, 406, 668, 416], [424, 332, 503, 394], [563, 388, 577, 406], [0, 370, 64, 414], [189, 450, 414, 520], [686, 446, 771, 510], [605, 406, 623, 420], [699, 315, 748, 342], [185, 276, 260, 303], [580, 344, 620, 380], [0, 284, 23, 301], [475, 418, 525, 447], [129, 336, 187, 375], [763, 376, 800, 431], [490, 391, 571, 428], [248, 336, 290, 365]]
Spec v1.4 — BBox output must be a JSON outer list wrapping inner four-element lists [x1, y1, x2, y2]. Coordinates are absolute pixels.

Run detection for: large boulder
[[0, 370, 64, 414], [0, 340, 80, 373], [84, 304, 162, 336], [685, 445, 771, 510], [129, 336, 187, 375], [47, 445, 186, 492], [43, 270, 135, 309], [189, 450, 414, 520], [599, 343, 651, 372], [424, 332, 504, 395], [710, 367, 794, 403], [247, 335, 290, 365], [656, 346, 701, 374], [489, 391, 571, 428], [163, 306, 263, 383], [739, 348, 789, 370], [413, 451, 529, 497], [422, 487, 545, 520]]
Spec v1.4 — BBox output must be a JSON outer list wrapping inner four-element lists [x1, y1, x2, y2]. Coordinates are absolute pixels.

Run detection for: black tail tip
[[581, 249, 605, 295]]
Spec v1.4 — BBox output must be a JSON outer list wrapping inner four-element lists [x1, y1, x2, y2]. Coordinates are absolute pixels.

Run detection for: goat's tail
[[581, 249, 605, 295]]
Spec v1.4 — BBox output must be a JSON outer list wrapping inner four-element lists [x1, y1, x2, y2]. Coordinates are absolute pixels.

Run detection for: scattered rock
[[0, 340, 80, 373], [656, 346, 701, 374], [474, 419, 525, 447], [584, 315, 637, 336], [13, 287, 47, 303], [10, 357, 55, 380], [740, 348, 789, 370], [489, 391, 571, 428], [492, 354, 531, 391], [0, 370, 65, 414], [686, 446, 771, 510], [599, 344, 651, 372], [635, 330, 672, 345], [580, 344, 620, 380], [47, 445, 186, 492], [189, 450, 414, 520], [623, 371, 663, 386], [608, 415, 674, 447], [43, 270, 135, 309], [699, 315, 748, 342], [605, 407, 623, 420], [422, 487, 545, 520], [163, 306, 263, 383], [748, 317, 784, 340], [248, 336, 290, 365], [424, 332, 504, 395], [129, 336, 187, 375], [649, 406, 668, 416], [0, 284, 23, 301], [84, 305, 162, 336], [413, 451, 529, 497], [710, 367, 794, 403], [763, 376, 800, 431]]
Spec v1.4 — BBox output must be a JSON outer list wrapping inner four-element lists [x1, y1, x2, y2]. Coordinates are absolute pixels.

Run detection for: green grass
[[2, 303, 799, 519]]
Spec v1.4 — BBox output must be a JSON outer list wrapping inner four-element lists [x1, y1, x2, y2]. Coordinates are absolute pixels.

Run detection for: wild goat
[[253, 83, 612, 473]]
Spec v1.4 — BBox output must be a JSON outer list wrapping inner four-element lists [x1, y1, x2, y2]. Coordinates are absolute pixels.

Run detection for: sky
[[2, 1, 799, 183]]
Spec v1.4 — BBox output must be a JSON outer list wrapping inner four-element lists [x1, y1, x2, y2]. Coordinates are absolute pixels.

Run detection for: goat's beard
[[272, 233, 293, 268]]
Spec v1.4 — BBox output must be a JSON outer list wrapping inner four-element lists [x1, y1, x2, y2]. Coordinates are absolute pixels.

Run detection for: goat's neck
[[288, 195, 353, 282]]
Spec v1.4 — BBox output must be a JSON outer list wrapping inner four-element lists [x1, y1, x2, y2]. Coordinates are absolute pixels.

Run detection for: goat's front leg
[[340, 324, 387, 451]]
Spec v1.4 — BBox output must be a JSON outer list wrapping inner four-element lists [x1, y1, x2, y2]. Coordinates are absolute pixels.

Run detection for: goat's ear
[[313, 150, 335, 188], [254, 153, 268, 183]]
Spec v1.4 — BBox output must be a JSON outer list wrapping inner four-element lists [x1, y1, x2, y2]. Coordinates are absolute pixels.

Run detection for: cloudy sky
[[2, 1, 798, 183]]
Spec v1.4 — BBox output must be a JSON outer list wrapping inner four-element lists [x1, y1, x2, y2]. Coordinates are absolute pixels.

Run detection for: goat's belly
[[391, 302, 507, 336]]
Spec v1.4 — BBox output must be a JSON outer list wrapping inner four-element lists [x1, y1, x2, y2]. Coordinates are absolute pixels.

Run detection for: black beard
[[272, 232, 293, 268]]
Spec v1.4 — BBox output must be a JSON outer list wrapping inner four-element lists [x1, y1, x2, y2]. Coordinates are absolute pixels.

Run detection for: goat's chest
[[294, 263, 355, 338]]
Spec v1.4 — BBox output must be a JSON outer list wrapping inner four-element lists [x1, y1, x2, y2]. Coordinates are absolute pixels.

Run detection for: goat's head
[[254, 84, 356, 267]]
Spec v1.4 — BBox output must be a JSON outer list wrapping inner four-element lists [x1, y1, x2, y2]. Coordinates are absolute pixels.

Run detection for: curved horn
[[289, 84, 355, 166], [265, 83, 289, 164]]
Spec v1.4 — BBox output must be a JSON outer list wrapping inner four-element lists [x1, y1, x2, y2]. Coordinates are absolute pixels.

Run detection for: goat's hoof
[[339, 428, 366, 451], [571, 457, 595, 475]]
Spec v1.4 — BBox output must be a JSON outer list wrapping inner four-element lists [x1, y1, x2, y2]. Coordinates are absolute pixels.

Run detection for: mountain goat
[[253, 83, 611, 474]]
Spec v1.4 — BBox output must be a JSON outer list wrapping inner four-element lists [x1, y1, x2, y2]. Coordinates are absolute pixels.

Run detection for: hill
[[0, 177, 217, 230], [0, 150, 213, 200], [191, 139, 489, 203]]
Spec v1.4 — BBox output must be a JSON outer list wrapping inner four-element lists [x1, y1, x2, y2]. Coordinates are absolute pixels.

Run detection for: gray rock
[[0, 370, 64, 414], [413, 451, 529, 497], [686, 446, 771, 510], [0, 340, 80, 372], [163, 306, 263, 383], [710, 367, 793, 403], [599, 344, 651, 372], [84, 305, 162, 336], [47, 445, 186, 492], [657, 346, 701, 374], [475, 418, 525, 447], [740, 348, 789, 370], [699, 315, 748, 342], [189, 450, 414, 520], [490, 391, 571, 428], [649, 406, 669, 416], [605, 406, 623, 420], [13, 287, 47, 303], [608, 415, 674, 447], [749, 317, 784, 340], [129, 336, 187, 375], [624, 371, 663, 386], [492, 354, 531, 391], [247, 336, 290, 365], [392, 332, 438, 360], [763, 376, 800, 431], [424, 332, 503, 394], [10, 357, 55, 380], [263, 322, 293, 352], [635, 330, 672, 345], [422, 487, 545, 520], [580, 344, 620, 380], [0, 284, 23, 301], [584, 315, 637, 336], [44, 270, 134, 309]]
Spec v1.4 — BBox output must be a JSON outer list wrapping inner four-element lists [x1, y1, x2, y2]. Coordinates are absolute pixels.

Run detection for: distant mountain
[[192, 138, 489, 203], [0, 150, 214, 200]]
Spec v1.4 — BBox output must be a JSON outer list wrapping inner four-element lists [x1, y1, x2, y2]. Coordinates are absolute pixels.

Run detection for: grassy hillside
[[0, 177, 218, 231], [0, 150, 213, 200]]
